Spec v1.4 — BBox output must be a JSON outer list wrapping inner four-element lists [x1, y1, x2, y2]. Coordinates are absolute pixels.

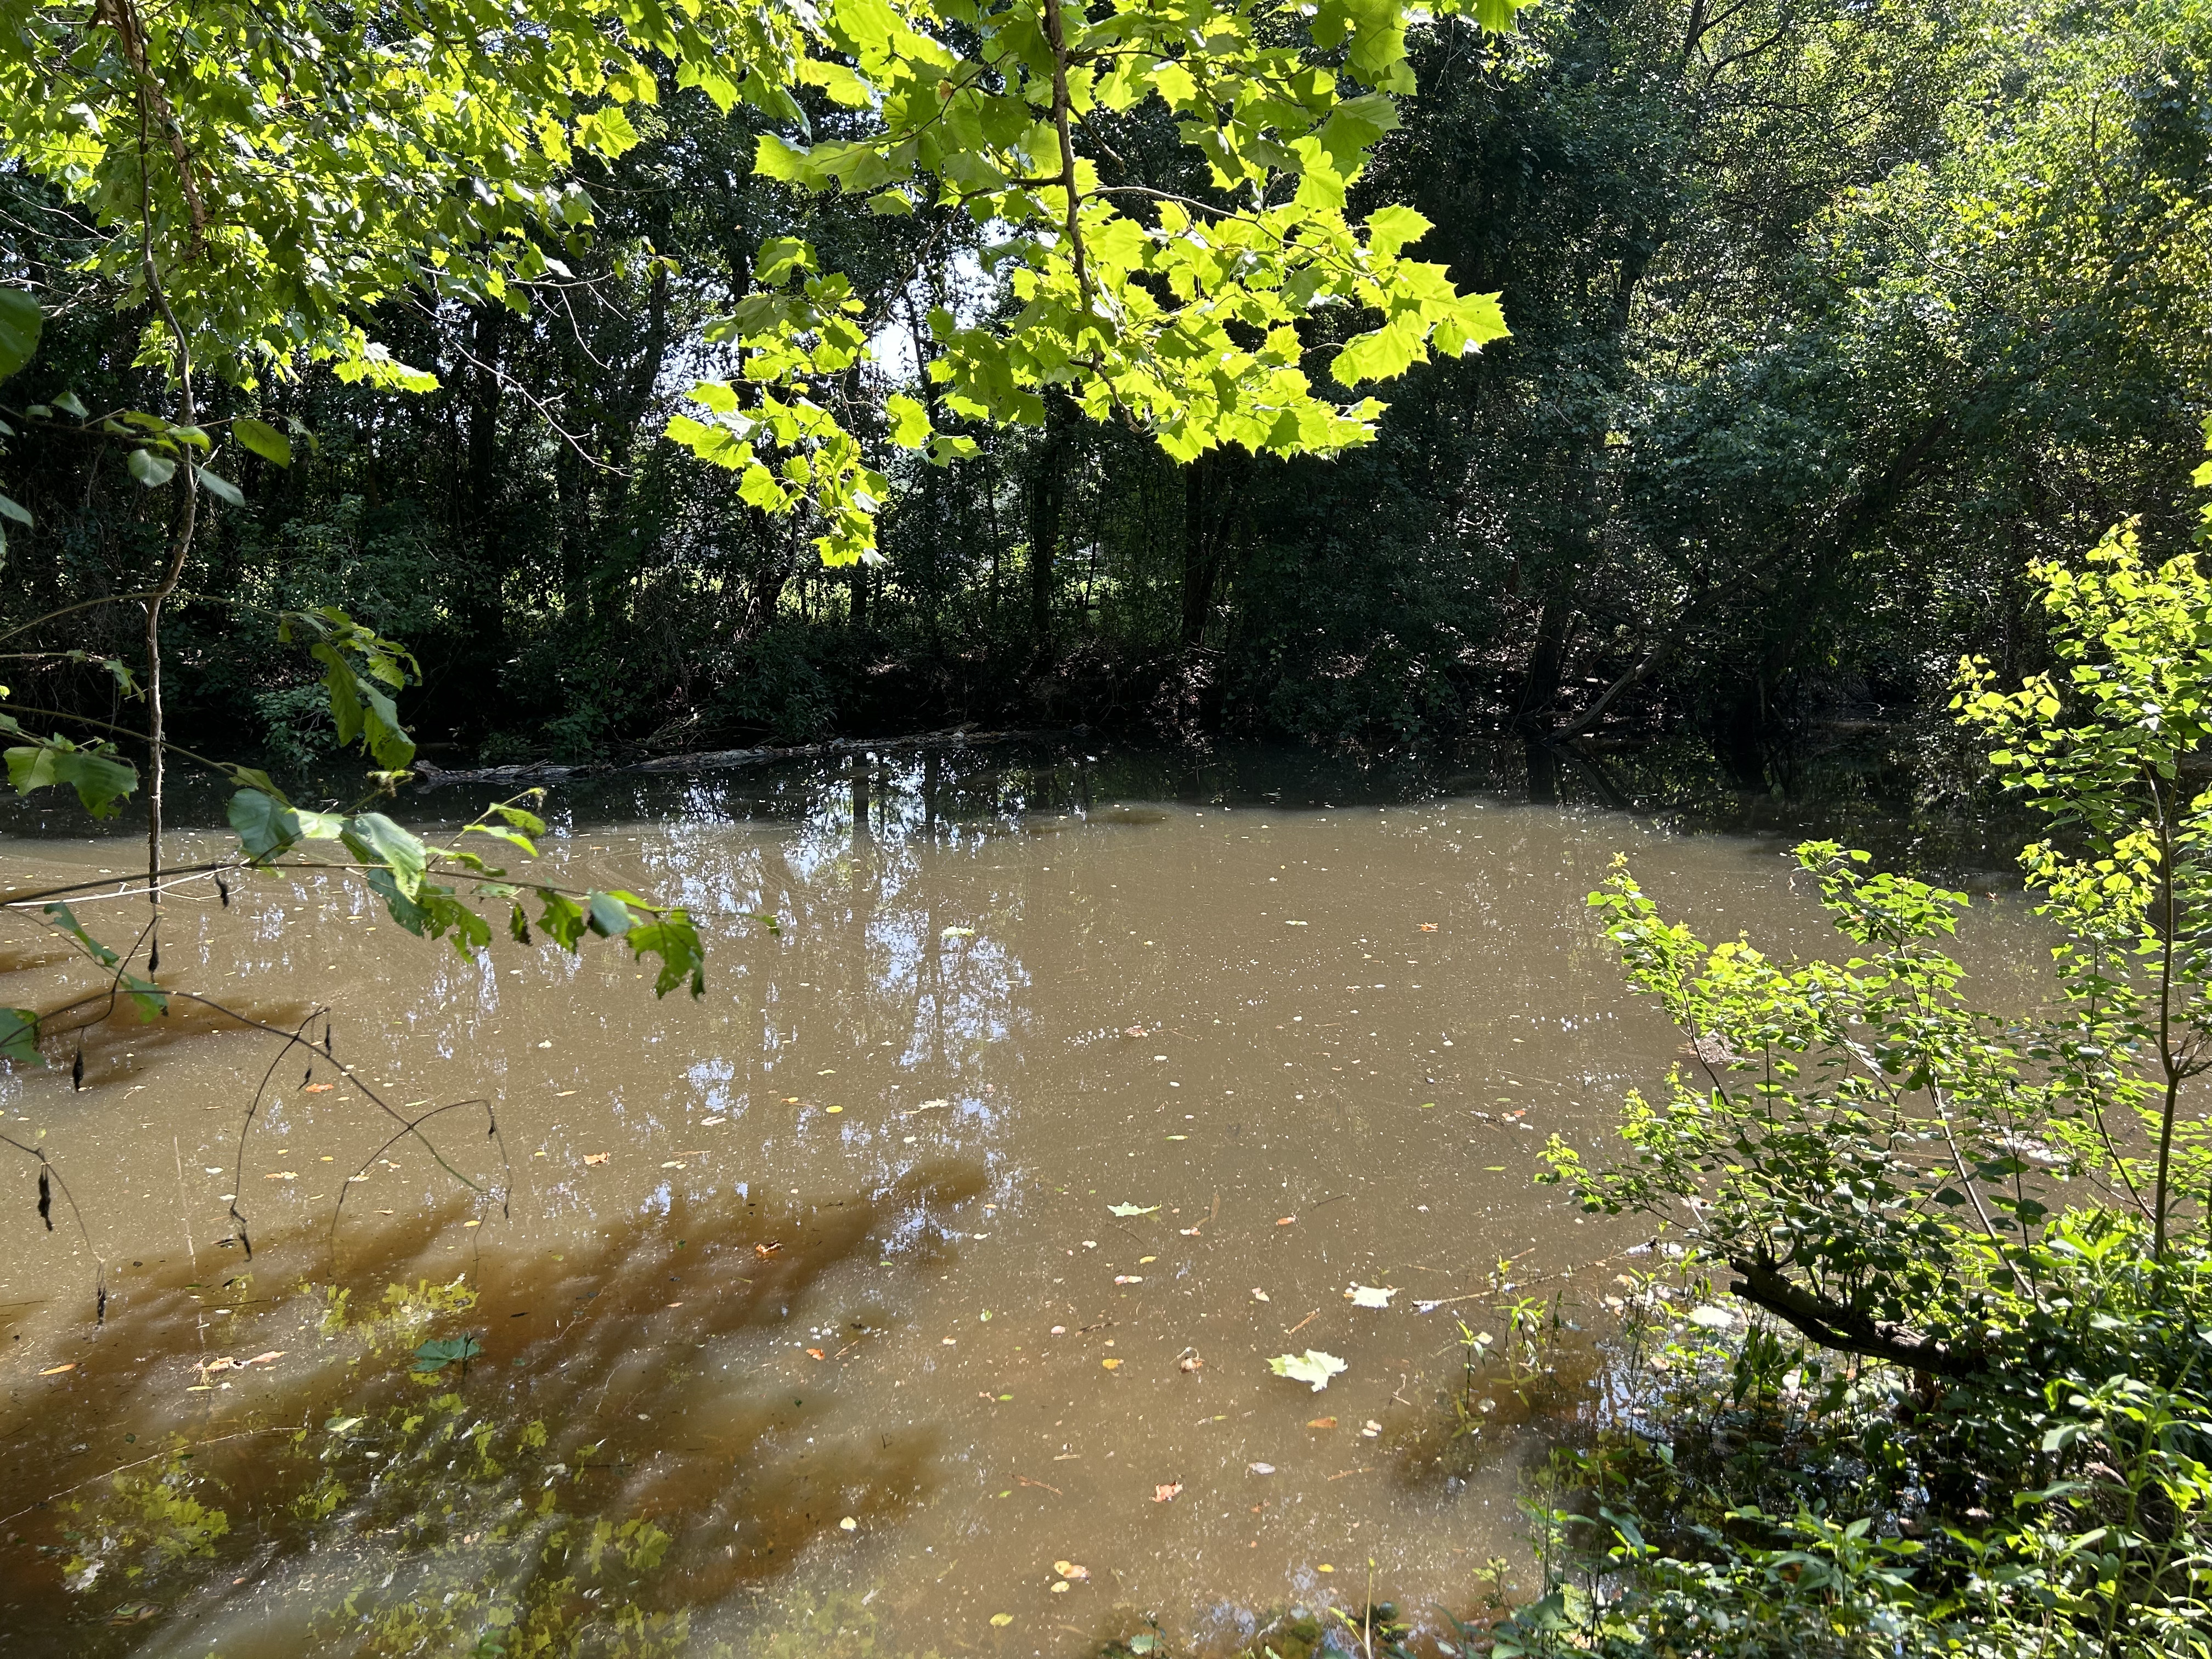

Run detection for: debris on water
[[1269, 1350, 1347, 1391]]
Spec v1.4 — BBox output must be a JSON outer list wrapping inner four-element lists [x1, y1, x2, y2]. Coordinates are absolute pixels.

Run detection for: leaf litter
[[1269, 1350, 1348, 1391]]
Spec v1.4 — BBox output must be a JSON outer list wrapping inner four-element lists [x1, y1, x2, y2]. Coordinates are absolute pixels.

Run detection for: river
[[0, 741, 2047, 1655]]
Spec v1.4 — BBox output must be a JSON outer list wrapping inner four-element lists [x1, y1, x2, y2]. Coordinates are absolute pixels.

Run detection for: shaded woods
[[9, 0, 2209, 778]]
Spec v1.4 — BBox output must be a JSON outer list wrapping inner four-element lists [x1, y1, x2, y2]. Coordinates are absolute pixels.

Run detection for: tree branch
[[1728, 1256, 1986, 1380]]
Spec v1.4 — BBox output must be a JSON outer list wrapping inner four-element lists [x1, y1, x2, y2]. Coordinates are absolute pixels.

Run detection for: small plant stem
[[2151, 770, 2181, 1257]]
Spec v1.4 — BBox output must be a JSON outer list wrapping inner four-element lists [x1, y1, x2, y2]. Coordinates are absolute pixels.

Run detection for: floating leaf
[[1108, 1203, 1159, 1217], [1345, 1283, 1397, 1308], [411, 1335, 482, 1375], [1101, 1357, 1121, 1370], [1153, 1481, 1182, 1503], [582, 1152, 611, 1166], [1268, 1350, 1347, 1391], [989, 1613, 1013, 1627]]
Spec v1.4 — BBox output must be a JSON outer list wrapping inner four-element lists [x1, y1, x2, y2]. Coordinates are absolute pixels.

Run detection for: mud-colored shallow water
[[0, 747, 2047, 1655]]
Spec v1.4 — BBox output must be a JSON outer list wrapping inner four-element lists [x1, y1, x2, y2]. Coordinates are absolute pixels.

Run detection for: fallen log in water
[[407, 725, 1047, 789]]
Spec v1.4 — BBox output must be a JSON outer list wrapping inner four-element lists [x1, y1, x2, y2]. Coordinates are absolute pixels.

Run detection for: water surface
[[0, 744, 2047, 1654]]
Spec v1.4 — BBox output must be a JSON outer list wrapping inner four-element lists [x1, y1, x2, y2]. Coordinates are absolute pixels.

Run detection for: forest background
[[9, 0, 2206, 783]]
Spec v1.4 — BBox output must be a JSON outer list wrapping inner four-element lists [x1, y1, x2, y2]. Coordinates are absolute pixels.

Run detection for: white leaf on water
[[1345, 1283, 1397, 1309], [1268, 1350, 1348, 1392], [1108, 1202, 1159, 1217]]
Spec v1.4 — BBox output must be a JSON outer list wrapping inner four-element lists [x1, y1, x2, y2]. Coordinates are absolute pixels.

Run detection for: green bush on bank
[[1496, 443, 2212, 1656]]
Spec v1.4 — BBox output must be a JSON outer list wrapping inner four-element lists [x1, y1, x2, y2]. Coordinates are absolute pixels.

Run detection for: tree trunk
[[1180, 450, 1248, 648], [1028, 403, 1069, 636], [1515, 578, 1575, 734]]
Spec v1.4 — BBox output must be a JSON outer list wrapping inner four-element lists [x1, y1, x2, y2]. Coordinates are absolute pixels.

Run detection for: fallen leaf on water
[[1051, 1581, 1070, 1593], [245, 1351, 285, 1366], [754, 1242, 783, 1259], [583, 1153, 611, 1166], [265, 1171, 298, 1181], [1285, 919, 1308, 926], [1108, 1202, 1159, 1217], [1345, 1284, 1398, 1309], [302, 1082, 335, 1093], [1269, 1350, 1346, 1391], [1178, 1353, 1204, 1373], [839, 1516, 857, 1532], [1317, 1562, 1336, 1573], [1113, 1275, 1143, 1285], [1101, 1357, 1121, 1370], [1250, 1288, 1270, 1302], [943, 927, 978, 939], [701, 1116, 726, 1127], [1419, 922, 1438, 932], [1274, 1216, 1295, 1226], [1153, 1482, 1182, 1503], [661, 1160, 686, 1170], [806, 1348, 826, 1360], [1054, 1560, 1090, 1580], [825, 1105, 843, 1114], [1249, 1462, 1276, 1475], [38, 1363, 75, 1375], [989, 1612, 1012, 1626]]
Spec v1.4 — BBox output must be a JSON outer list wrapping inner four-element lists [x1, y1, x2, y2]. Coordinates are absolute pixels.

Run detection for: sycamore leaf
[[886, 393, 933, 449], [1268, 1350, 1348, 1391]]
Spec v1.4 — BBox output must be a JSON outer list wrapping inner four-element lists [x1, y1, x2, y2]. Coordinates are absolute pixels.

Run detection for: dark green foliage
[[9, 2, 2201, 769]]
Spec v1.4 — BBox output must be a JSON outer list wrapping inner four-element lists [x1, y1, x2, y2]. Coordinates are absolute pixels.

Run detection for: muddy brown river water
[[0, 746, 2047, 1656]]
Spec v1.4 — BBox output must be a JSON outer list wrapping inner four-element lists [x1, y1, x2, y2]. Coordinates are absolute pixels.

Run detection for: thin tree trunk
[[1515, 579, 1575, 735], [1029, 401, 1068, 636], [142, 266, 199, 974]]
